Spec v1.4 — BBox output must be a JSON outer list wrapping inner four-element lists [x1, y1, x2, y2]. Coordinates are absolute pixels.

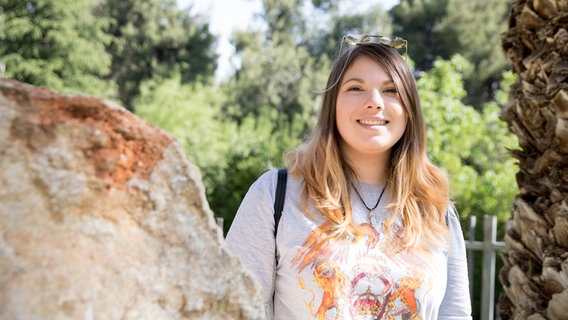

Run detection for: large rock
[[0, 78, 264, 319]]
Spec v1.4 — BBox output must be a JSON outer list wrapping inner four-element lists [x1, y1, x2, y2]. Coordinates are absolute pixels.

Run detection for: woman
[[226, 35, 472, 320]]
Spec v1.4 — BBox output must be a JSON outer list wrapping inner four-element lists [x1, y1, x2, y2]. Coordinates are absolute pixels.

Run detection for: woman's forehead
[[342, 55, 393, 82]]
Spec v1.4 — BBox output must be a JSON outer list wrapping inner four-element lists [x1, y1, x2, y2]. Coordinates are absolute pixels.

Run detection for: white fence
[[466, 215, 507, 320]]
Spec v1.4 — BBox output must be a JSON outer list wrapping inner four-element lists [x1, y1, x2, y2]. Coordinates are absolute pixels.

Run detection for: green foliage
[[417, 55, 518, 224], [391, 0, 510, 106], [95, 0, 217, 110], [305, 3, 393, 61], [134, 74, 232, 193], [208, 112, 305, 233], [229, 29, 325, 127], [390, 0, 450, 70], [439, 0, 511, 105], [0, 0, 114, 97]]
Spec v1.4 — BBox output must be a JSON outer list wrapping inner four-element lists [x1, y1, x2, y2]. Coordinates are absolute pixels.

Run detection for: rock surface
[[0, 78, 265, 319]]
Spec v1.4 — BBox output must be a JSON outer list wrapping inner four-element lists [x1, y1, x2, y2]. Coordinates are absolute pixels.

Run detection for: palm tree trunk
[[499, 0, 568, 319]]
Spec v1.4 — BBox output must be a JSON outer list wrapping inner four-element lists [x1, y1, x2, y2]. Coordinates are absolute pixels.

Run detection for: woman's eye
[[347, 87, 363, 92], [384, 88, 398, 94]]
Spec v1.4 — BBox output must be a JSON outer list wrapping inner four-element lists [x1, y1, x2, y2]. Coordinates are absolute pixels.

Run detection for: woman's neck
[[347, 152, 390, 185]]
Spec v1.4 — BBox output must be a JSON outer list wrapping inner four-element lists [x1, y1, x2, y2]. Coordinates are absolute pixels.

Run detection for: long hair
[[285, 42, 450, 248]]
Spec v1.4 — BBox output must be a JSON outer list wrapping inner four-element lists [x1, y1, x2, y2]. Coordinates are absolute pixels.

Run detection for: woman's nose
[[367, 89, 384, 109]]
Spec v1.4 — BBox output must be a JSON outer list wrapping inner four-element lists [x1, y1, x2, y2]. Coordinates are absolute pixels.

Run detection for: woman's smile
[[357, 118, 388, 126]]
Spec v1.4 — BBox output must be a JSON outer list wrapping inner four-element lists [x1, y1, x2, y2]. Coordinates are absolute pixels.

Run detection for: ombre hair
[[286, 42, 450, 248]]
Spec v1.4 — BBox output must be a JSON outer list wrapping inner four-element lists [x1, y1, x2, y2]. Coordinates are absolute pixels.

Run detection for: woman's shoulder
[[444, 204, 467, 245], [255, 167, 303, 187], [248, 168, 280, 190], [445, 205, 461, 228], [245, 168, 296, 197]]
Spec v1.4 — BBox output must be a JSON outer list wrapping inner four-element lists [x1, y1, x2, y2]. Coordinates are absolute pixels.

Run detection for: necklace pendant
[[369, 210, 378, 228], [351, 183, 386, 230]]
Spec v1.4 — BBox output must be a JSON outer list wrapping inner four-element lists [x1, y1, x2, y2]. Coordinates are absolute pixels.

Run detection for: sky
[[178, 0, 399, 81]]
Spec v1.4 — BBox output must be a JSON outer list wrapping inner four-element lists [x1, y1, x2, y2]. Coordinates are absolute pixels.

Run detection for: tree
[[390, 0, 450, 70], [498, 0, 568, 318], [96, 0, 217, 110], [390, 0, 510, 106], [0, 0, 114, 97], [418, 55, 517, 225], [303, 1, 393, 60], [225, 0, 325, 127]]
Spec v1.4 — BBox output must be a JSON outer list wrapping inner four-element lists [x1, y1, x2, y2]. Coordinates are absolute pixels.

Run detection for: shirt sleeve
[[225, 169, 277, 318], [438, 207, 473, 320]]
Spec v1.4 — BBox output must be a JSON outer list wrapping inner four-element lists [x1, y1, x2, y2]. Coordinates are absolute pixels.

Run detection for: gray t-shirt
[[226, 169, 472, 320]]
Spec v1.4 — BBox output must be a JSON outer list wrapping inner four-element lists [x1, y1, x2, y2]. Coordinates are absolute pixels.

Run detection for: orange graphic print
[[384, 271, 424, 319], [297, 260, 349, 319], [292, 220, 431, 320]]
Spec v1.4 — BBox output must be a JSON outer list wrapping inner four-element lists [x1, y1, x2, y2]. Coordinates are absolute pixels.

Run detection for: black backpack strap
[[273, 168, 288, 237]]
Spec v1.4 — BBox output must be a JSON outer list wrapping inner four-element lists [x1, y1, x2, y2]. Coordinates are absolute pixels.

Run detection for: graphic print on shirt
[[291, 219, 433, 320]]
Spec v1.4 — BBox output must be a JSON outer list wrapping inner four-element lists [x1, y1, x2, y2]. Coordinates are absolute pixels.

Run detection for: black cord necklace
[[351, 182, 386, 215]]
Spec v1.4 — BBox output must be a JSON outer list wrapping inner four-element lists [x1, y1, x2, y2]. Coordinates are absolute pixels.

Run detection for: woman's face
[[335, 55, 407, 160]]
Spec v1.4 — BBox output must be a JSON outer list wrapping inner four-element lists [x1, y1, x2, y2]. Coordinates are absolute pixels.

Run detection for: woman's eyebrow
[[341, 78, 394, 86], [341, 77, 364, 86]]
